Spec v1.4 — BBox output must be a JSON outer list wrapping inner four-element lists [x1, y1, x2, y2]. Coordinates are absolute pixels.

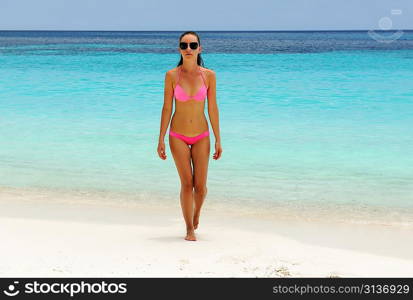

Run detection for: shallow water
[[1, 31, 412, 226]]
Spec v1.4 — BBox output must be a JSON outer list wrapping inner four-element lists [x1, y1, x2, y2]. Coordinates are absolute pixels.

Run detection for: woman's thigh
[[190, 136, 210, 189], [169, 136, 193, 187]]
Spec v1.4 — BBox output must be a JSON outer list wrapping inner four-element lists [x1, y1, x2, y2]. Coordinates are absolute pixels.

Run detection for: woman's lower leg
[[193, 186, 207, 229], [180, 184, 195, 231]]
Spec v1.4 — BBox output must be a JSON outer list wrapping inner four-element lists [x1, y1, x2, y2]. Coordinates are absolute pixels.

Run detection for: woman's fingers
[[213, 147, 222, 160], [158, 145, 167, 160], [159, 151, 167, 159], [216, 149, 222, 159]]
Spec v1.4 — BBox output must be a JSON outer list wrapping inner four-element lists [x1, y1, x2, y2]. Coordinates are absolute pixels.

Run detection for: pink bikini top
[[174, 66, 207, 102]]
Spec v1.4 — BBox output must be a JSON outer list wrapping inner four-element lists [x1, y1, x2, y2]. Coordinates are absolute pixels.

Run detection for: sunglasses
[[179, 42, 199, 50]]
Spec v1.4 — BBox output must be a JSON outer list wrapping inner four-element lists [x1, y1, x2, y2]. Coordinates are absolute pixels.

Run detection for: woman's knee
[[194, 184, 207, 196], [181, 180, 194, 191]]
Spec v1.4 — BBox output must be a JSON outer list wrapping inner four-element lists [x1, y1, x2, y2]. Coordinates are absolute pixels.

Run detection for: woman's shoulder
[[166, 67, 179, 77], [165, 67, 180, 85], [200, 67, 216, 79], [200, 66, 214, 74], [199, 67, 215, 89]]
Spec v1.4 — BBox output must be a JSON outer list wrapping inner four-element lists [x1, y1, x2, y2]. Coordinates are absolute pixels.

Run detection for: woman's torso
[[170, 66, 209, 137]]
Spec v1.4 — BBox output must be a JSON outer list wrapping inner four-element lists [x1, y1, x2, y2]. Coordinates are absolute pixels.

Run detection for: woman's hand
[[157, 140, 167, 160], [213, 141, 223, 160]]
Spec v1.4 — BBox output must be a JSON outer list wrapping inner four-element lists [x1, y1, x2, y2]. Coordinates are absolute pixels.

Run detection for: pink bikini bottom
[[169, 130, 210, 145]]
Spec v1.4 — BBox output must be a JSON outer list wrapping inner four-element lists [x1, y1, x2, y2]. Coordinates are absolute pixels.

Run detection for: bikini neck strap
[[178, 65, 204, 84]]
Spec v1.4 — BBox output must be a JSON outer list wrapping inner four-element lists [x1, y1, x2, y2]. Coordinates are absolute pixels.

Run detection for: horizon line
[[1, 29, 413, 32]]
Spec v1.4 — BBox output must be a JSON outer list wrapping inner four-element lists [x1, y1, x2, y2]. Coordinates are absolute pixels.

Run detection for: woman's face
[[179, 34, 201, 60]]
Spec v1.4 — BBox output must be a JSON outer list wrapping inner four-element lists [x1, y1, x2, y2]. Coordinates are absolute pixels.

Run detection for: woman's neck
[[181, 60, 199, 73]]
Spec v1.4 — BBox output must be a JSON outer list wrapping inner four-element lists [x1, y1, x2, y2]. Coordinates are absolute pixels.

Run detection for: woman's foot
[[185, 229, 197, 241]]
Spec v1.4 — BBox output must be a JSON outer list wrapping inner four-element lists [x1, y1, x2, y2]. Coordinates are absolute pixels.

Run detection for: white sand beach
[[1, 186, 412, 277]]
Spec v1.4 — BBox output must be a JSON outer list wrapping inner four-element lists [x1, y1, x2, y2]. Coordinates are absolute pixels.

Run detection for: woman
[[157, 31, 223, 241]]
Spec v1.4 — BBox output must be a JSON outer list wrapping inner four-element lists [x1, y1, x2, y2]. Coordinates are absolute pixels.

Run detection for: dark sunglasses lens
[[179, 42, 199, 50]]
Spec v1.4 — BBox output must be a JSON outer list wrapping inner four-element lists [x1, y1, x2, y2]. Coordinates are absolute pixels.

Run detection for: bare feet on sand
[[185, 228, 197, 241]]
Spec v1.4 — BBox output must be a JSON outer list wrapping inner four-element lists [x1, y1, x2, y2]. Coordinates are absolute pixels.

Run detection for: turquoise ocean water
[[1, 31, 412, 226]]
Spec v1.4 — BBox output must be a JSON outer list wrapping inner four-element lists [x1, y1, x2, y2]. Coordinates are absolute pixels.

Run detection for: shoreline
[[1, 186, 412, 277], [2, 185, 412, 228]]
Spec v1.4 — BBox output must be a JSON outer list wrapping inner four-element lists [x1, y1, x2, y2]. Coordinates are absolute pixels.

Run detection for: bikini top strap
[[198, 66, 207, 87], [176, 66, 182, 85], [177, 66, 206, 87]]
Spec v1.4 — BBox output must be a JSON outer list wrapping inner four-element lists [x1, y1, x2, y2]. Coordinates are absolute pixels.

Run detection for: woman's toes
[[185, 231, 197, 241]]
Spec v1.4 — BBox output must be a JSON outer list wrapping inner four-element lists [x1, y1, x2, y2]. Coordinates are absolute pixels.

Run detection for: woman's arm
[[207, 70, 221, 143], [158, 71, 174, 142]]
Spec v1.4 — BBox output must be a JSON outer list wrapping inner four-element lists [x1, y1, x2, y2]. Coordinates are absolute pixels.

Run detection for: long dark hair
[[176, 31, 205, 67]]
